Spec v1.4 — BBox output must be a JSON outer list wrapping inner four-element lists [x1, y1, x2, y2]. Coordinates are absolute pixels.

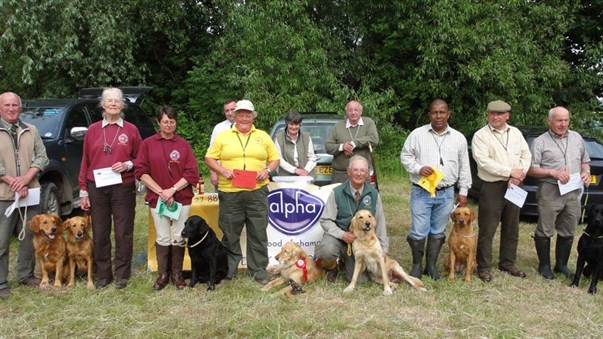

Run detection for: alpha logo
[[268, 188, 325, 235]]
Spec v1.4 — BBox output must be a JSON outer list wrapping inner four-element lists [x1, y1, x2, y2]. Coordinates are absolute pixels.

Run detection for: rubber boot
[[424, 236, 445, 281], [407, 237, 425, 278], [153, 244, 170, 290], [553, 236, 575, 279], [171, 245, 186, 290], [533, 235, 553, 280]]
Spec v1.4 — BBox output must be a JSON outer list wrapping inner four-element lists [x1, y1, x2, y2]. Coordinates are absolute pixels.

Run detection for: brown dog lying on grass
[[63, 216, 95, 289], [444, 206, 477, 283], [262, 241, 323, 296], [344, 210, 426, 295], [29, 213, 67, 288]]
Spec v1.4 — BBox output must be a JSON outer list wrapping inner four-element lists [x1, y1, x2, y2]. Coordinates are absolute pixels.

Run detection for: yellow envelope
[[417, 167, 444, 197]]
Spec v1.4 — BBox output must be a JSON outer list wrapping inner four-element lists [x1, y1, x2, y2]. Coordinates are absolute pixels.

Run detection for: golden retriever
[[262, 241, 323, 296], [444, 206, 477, 282], [28, 213, 67, 288], [344, 210, 426, 295], [63, 216, 95, 289]]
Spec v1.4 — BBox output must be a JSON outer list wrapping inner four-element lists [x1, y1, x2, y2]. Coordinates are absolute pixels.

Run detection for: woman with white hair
[[79, 87, 142, 289]]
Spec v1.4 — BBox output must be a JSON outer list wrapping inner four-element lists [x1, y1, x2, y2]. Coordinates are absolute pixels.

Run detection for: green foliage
[[0, 0, 147, 97]]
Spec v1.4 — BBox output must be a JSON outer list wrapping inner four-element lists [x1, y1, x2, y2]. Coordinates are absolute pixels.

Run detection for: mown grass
[[1, 174, 602, 338]]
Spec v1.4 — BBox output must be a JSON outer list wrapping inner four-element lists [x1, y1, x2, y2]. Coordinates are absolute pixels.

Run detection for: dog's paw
[[343, 285, 354, 293], [588, 286, 597, 294], [383, 287, 393, 296], [86, 282, 95, 290], [448, 275, 455, 282], [207, 283, 216, 291], [40, 280, 49, 289], [260, 286, 270, 292]]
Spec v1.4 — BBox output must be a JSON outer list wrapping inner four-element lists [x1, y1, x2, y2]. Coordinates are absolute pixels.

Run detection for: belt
[[412, 183, 453, 191]]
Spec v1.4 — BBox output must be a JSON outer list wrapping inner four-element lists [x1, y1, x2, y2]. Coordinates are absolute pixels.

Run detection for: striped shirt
[[400, 124, 472, 195]]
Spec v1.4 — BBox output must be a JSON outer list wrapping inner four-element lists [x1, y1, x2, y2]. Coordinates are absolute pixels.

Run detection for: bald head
[[0, 92, 22, 124]]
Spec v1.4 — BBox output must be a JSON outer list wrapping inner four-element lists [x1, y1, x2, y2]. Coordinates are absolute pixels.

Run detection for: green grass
[[1, 175, 602, 338]]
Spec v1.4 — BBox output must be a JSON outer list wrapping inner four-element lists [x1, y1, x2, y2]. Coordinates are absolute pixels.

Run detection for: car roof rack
[[78, 86, 153, 103]]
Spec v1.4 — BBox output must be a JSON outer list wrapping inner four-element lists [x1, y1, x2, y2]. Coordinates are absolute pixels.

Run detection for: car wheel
[[40, 182, 60, 215]]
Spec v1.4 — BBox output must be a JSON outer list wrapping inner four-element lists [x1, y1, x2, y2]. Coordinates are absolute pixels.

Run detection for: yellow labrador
[[344, 210, 426, 295]]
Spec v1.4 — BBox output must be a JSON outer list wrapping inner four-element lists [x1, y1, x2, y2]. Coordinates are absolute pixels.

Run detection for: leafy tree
[[0, 0, 147, 97]]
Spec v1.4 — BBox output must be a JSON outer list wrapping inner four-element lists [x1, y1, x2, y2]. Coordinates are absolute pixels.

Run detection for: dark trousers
[[477, 181, 520, 272], [88, 181, 136, 281], [218, 186, 269, 279]]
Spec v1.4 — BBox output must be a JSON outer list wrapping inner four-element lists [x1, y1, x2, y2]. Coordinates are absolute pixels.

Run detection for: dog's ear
[[450, 210, 457, 222], [470, 209, 477, 223], [62, 218, 70, 232], [53, 214, 63, 231], [85, 216, 92, 232], [28, 215, 40, 233]]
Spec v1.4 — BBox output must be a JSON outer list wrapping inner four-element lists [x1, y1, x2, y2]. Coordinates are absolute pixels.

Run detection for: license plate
[[591, 175, 597, 184], [316, 165, 333, 174]]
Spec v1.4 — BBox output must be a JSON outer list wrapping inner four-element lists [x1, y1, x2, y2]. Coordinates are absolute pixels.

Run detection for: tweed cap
[[487, 100, 511, 113]]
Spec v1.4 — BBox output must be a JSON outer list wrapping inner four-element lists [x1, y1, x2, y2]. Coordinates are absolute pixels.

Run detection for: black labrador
[[181, 215, 228, 290], [570, 204, 603, 294]]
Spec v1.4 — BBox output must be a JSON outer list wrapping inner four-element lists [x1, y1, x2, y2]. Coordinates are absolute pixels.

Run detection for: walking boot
[[153, 244, 171, 291], [171, 245, 187, 290], [407, 237, 426, 278], [533, 235, 553, 280], [553, 236, 575, 279], [424, 236, 445, 281], [319, 259, 339, 283]]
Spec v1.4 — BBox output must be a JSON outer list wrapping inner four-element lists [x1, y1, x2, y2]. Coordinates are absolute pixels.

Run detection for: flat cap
[[487, 100, 511, 113]]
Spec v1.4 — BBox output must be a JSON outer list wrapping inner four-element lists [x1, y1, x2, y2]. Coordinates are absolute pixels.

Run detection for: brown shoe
[[326, 268, 338, 283], [115, 279, 129, 289], [19, 276, 41, 287], [499, 266, 527, 278], [478, 271, 492, 283], [153, 273, 170, 291], [172, 272, 186, 290]]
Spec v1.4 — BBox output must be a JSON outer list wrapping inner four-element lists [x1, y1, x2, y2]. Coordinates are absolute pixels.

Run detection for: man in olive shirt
[[471, 100, 531, 282], [325, 100, 379, 184]]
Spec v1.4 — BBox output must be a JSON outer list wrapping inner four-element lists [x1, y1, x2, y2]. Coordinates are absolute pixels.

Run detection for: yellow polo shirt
[[206, 125, 280, 192]]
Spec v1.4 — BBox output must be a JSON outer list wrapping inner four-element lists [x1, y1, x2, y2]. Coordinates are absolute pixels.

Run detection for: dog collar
[[187, 231, 209, 248], [584, 232, 603, 239], [453, 230, 475, 238], [295, 258, 308, 282]]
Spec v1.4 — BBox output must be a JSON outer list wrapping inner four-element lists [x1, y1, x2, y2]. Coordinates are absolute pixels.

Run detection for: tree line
[[1, 0, 601, 171]]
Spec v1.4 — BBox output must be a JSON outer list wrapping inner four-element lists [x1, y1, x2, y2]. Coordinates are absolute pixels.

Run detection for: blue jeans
[[408, 185, 454, 240]]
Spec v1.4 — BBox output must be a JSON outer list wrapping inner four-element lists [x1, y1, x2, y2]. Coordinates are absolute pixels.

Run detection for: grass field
[[1, 175, 602, 338]]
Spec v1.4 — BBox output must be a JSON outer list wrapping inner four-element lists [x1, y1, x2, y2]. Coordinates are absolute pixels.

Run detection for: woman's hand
[[111, 162, 128, 173], [159, 187, 176, 201], [81, 196, 90, 211]]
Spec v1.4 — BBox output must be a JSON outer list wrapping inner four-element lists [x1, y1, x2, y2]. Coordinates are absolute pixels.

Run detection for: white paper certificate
[[93, 167, 123, 188], [4, 188, 41, 217], [558, 173, 582, 196], [504, 184, 528, 208]]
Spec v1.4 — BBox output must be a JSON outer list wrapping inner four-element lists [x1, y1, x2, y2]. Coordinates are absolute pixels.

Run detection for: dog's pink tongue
[[48, 234, 55, 240]]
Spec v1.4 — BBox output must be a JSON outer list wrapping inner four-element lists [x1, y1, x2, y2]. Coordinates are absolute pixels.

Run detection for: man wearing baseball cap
[[471, 100, 531, 282]]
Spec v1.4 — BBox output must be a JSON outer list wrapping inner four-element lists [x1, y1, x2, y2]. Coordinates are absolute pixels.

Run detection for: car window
[[20, 107, 64, 138], [585, 139, 603, 159], [64, 105, 89, 136]]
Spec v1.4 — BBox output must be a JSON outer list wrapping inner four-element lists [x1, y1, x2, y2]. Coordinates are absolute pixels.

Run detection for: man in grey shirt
[[528, 106, 590, 280]]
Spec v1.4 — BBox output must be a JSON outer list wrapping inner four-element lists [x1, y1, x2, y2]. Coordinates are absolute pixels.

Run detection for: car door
[[62, 104, 89, 196]]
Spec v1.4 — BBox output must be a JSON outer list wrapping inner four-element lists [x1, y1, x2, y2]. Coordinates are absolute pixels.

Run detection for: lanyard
[[490, 127, 509, 151], [430, 131, 447, 166], [548, 131, 569, 166], [236, 131, 253, 170]]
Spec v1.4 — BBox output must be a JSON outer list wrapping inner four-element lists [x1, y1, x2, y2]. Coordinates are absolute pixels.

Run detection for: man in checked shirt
[[401, 99, 472, 281]]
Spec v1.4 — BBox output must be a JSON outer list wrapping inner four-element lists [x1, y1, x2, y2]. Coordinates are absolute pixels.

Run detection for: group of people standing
[[0, 88, 591, 298], [401, 99, 590, 284]]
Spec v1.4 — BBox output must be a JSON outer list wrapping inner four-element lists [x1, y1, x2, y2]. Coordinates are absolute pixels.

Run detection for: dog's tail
[[392, 263, 427, 292]]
